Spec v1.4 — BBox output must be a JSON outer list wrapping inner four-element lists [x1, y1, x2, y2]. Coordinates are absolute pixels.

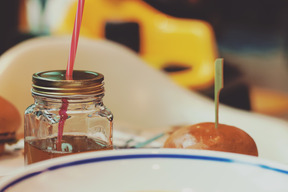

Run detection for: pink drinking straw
[[66, 0, 85, 80], [57, 0, 85, 150]]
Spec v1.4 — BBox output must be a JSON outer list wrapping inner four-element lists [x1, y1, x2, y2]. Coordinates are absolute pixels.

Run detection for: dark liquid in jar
[[24, 135, 113, 165]]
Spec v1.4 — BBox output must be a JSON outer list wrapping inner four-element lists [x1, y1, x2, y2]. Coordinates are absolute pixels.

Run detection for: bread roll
[[0, 96, 21, 154], [164, 122, 258, 156]]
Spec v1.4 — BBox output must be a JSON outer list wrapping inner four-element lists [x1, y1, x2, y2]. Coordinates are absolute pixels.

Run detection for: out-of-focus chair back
[[1, 36, 288, 164], [0, 36, 212, 135], [56, 0, 217, 90]]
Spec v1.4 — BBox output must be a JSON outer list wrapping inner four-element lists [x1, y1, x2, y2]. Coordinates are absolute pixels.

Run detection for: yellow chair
[[56, 0, 217, 90]]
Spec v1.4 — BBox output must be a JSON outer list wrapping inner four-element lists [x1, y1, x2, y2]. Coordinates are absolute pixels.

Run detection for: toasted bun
[[0, 144, 4, 154], [0, 96, 21, 143], [164, 122, 258, 156]]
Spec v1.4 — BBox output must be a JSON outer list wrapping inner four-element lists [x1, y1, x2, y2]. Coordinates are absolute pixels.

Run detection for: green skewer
[[214, 59, 224, 129]]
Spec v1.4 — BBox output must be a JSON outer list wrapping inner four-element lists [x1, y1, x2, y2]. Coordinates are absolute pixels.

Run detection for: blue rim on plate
[[1, 152, 288, 192]]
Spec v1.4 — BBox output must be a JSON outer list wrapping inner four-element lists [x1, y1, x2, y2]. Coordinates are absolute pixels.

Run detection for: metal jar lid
[[32, 70, 104, 97]]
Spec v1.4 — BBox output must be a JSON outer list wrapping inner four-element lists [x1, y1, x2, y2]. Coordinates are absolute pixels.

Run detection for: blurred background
[[1, 0, 288, 119]]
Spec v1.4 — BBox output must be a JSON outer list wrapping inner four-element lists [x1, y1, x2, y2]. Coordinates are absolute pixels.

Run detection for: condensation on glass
[[24, 70, 113, 165]]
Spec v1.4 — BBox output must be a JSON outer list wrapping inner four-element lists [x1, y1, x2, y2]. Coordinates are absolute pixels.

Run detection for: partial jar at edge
[[24, 70, 113, 165]]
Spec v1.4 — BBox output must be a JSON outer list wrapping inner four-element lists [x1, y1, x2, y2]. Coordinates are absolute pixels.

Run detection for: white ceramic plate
[[0, 149, 288, 192]]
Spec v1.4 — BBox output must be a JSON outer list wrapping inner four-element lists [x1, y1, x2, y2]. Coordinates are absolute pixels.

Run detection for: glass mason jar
[[24, 70, 113, 165]]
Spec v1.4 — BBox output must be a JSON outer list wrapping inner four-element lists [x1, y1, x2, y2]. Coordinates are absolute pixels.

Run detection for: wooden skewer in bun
[[164, 122, 258, 156]]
